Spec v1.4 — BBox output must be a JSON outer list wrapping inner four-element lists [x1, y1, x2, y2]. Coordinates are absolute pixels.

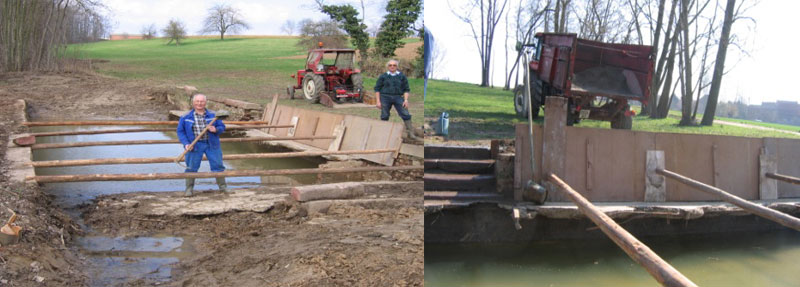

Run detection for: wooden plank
[[399, 143, 423, 158], [30, 149, 398, 167], [265, 94, 280, 132], [327, 124, 345, 151], [24, 120, 268, 126], [772, 138, 800, 198], [585, 138, 594, 192], [645, 150, 666, 202], [760, 147, 778, 200], [549, 173, 698, 287], [27, 166, 424, 183], [26, 125, 291, 137], [30, 136, 337, 149], [543, 96, 568, 201]]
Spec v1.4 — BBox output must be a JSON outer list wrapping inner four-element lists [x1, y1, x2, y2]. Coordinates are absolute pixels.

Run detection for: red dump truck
[[514, 33, 654, 129]]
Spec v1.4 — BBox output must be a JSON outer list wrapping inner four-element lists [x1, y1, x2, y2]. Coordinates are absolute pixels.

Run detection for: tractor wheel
[[611, 111, 633, 130], [351, 73, 364, 103], [302, 74, 324, 103], [513, 85, 528, 118], [287, 85, 295, 99]]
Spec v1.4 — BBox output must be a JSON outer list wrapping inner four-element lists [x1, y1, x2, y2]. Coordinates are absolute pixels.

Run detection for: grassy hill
[[424, 79, 800, 142], [68, 36, 424, 125]]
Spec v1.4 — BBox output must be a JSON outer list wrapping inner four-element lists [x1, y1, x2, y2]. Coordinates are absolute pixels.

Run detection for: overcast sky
[[103, 0, 388, 36], [425, 0, 799, 105]]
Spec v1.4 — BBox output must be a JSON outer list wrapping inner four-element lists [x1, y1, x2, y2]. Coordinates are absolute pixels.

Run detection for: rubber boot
[[184, 178, 195, 197], [403, 120, 422, 142], [216, 177, 228, 193]]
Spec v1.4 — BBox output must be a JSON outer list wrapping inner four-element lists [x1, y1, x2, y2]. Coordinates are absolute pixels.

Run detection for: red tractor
[[288, 47, 363, 104]]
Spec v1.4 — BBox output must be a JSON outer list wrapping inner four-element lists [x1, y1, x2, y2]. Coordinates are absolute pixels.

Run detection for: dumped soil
[[0, 71, 423, 286]]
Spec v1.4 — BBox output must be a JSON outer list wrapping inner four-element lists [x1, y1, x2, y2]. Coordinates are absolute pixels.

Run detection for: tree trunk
[[678, 0, 693, 126], [701, 0, 736, 126], [646, 0, 667, 116], [655, 18, 680, 118], [650, 0, 678, 118]]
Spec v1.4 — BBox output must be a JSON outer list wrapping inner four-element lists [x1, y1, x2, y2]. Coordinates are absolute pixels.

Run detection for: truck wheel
[[514, 85, 528, 118], [611, 113, 633, 129], [302, 74, 324, 103], [351, 73, 364, 103]]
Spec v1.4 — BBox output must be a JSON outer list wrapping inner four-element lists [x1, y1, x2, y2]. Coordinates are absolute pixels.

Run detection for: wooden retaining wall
[[515, 124, 800, 201]]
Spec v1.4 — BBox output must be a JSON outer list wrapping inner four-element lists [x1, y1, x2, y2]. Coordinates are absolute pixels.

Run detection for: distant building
[[110, 34, 144, 40]]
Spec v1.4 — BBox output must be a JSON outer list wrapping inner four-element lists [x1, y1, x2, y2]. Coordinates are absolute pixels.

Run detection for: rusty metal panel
[[539, 45, 555, 83], [773, 138, 800, 198], [712, 137, 760, 200], [513, 124, 543, 201], [552, 46, 571, 90], [655, 133, 716, 201]]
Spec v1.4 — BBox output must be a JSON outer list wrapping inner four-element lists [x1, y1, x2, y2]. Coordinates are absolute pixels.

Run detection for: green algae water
[[425, 230, 800, 286]]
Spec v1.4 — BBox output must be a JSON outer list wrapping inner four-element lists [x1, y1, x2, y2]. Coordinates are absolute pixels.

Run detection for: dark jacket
[[177, 109, 226, 149], [374, 71, 410, 96]]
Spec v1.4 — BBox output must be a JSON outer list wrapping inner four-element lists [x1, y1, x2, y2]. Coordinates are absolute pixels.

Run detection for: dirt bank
[[0, 71, 423, 286]]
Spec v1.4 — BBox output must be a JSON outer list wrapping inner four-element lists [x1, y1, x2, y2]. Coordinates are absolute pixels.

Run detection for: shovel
[[175, 110, 230, 167], [0, 208, 21, 246]]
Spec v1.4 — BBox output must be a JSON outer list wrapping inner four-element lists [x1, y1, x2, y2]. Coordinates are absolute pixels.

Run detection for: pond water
[[425, 230, 800, 287]]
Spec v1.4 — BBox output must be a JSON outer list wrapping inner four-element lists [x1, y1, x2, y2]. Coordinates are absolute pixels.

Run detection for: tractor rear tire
[[302, 74, 324, 103], [611, 112, 633, 130], [351, 73, 364, 103], [513, 85, 528, 118]]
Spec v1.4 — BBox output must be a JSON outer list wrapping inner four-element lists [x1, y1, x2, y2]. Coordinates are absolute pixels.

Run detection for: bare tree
[[281, 20, 296, 35], [141, 23, 157, 39], [700, 0, 748, 125], [163, 19, 187, 46], [296, 19, 348, 49], [505, 0, 548, 90], [199, 3, 250, 40], [0, 0, 111, 72], [450, 0, 510, 87], [574, 0, 626, 42]]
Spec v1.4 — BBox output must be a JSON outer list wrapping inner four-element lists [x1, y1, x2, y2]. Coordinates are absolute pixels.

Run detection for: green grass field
[[424, 79, 800, 142], [69, 36, 423, 125]]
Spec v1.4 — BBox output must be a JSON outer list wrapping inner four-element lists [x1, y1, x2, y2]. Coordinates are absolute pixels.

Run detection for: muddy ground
[[0, 71, 423, 286]]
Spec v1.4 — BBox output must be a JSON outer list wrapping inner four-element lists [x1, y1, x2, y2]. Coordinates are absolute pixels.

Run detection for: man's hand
[[402, 100, 409, 109], [375, 92, 381, 109], [208, 125, 217, 133], [184, 144, 193, 151]]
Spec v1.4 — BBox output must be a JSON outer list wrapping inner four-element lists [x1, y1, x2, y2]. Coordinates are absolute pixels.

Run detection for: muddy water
[[31, 126, 324, 285], [425, 230, 800, 286]]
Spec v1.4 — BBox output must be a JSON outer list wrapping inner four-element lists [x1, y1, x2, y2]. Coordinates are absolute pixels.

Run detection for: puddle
[[30, 125, 327, 284], [77, 235, 194, 286]]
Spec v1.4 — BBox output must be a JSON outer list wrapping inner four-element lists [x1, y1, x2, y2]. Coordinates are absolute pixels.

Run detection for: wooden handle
[[175, 117, 220, 163], [6, 208, 16, 226]]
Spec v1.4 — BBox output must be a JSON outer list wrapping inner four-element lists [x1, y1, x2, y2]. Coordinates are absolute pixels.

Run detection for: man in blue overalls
[[177, 94, 227, 197]]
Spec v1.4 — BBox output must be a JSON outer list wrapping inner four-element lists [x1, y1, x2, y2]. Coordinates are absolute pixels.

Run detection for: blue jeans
[[380, 94, 411, 121], [185, 141, 225, 173]]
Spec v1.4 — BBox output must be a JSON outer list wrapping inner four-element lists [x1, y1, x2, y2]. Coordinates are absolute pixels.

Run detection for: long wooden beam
[[31, 149, 398, 167], [766, 172, 800, 185], [23, 120, 268, 126], [26, 165, 423, 183], [30, 136, 336, 149], [548, 173, 697, 287], [26, 125, 293, 137], [658, 168, 800, 231]]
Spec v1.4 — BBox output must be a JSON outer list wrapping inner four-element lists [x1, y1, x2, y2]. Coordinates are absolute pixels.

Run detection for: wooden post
[[645, 150, 666, 202], [759, 147, 778, 199], [288, 116, 299, 137], [327, 123, 346, 151], [548, 173, 698, 287], [265, 94, 280, 134], [657, 168, 800, 231], [27, 165, 423, 183], [31, 149, 397, 167], [29, 136, 337, 149], [23, 121, 268, 126], [543, 96, 567, 201]]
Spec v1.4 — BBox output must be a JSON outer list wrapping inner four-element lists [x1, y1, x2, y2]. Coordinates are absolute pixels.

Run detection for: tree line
[[450, 0, 755, 126], [0, 0, 110, 72]]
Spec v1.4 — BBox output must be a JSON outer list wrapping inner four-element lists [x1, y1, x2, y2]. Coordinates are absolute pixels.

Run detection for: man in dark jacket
[[374, 59, 420, 140], [177, 94, 227, 196]]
